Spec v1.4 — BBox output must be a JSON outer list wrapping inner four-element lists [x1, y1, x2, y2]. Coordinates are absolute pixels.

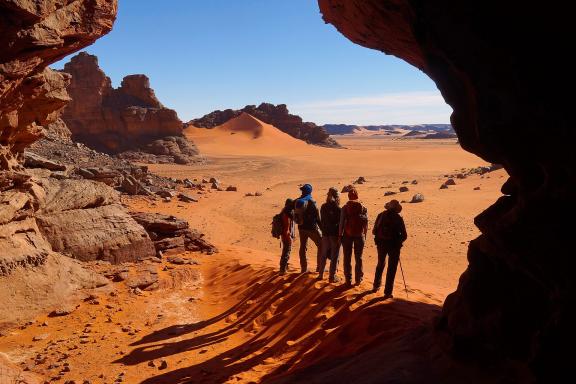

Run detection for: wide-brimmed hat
[[348, 188, 358, 201], [385, 199, 402, 213]]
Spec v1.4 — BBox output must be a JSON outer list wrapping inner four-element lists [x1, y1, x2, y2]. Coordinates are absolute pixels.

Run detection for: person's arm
[[314, 202, 321, 228], [372, 213, 381, 236], [399, 216, 407, 243], [363, 208, 368, 237], [339, 205, 346, 237], [282, 213, 291, 241]]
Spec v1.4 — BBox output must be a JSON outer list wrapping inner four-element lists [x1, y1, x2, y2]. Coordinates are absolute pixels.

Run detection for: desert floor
[[0, 123, 507, 383]]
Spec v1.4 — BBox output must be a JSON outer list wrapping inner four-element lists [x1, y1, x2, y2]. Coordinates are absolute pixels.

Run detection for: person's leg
[[318, 236, 331, 278], [353, 236, 365, 285], [298, 230, 309, 273], [309, 228, 322, 272], [280, 238, 291, 274], [384, 246, 401, 296], [341, 236, 353, 284], [373, 241, 387, 291], [328, 236, 341, 282]]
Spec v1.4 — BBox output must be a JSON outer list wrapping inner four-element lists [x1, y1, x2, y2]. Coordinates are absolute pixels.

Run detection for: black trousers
[[373, 240, 401, 295], [342, 235, 364, 284]]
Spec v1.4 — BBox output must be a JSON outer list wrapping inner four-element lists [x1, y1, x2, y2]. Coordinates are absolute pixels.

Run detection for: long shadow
[[125, 269, 440, 384]]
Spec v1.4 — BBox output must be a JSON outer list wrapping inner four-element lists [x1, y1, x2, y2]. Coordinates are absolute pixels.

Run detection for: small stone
[[384, 191, 396, 196], [474, 186, 481, 190], [226, 185, 237, 192], [440, 184, 448, 189], [158, 360, 168, 370], [411, 180, 418, 184], [445, 178, 456, 186], [399, 186, 409, 192], [148, 360, 156, 367], [254, 192, 263, 196], [33, 334, 49, 342]]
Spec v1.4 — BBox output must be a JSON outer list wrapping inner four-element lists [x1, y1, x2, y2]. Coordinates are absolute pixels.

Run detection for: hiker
[[339, 187, 368, 286], [278, 198, 295, 275], [318, 187, 342, 282], [294, 183, 322, 273], [372, 199, 407, 299]]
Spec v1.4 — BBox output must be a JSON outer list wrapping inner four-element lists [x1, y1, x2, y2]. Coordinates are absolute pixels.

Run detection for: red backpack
[[344, 201, 367, 237]]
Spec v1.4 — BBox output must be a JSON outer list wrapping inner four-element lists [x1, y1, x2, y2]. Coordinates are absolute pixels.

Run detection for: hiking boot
[[279, 270, 286, 276], [383, 293, 393, 300]]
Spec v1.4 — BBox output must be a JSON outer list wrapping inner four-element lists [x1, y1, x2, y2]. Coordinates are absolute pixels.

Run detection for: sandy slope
[[185, 113, 315, 156]]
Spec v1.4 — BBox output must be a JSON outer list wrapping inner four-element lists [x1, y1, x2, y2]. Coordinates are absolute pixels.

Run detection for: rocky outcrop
[[60, 53, 199, 163], [323, 123, 454, 135], [319, 0, 574, 381], [0, 0, 117, 170], [191, 103, 340, 148], [131, 212, 218, 256]]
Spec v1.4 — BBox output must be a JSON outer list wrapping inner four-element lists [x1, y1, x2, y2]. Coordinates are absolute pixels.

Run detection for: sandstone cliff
[[0, 0, 117, 170], [191, 103, 340, 148], [61, 52, 199, 164]]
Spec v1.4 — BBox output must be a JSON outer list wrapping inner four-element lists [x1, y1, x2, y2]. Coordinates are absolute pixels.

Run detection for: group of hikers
[[272, 183, 407, 299]]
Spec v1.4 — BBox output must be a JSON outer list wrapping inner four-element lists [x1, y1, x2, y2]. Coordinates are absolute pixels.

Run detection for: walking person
[[318, 187, 342, 282], [339, 187, 368, 286], [294, 184, 322, 273], [278, 198, 295, 275], [372, 199, 408, 299]]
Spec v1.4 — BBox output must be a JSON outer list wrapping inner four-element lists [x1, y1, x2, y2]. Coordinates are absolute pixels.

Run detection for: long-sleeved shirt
[[281, 210, 295, 241], [373, 210, 407, 245], [320, 201, 341, 236]]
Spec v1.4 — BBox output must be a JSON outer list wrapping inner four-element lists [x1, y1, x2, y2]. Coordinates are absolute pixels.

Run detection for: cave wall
[[0, 0, 117, 170], [319, 0, 574, 380]]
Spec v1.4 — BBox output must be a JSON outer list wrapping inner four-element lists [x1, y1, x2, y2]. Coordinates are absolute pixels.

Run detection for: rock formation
[[318, 0, 573, 381], [60, 52, 199, 163], [191, 103, 340, 148], [0, 0, 117, 170]]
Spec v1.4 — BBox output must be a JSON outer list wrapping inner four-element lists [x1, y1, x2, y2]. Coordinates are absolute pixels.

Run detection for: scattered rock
[[353, 176, 366, 184], [177, 193, 197, 203], [411, 180, 418, 184], [254, 192, 263, 196], [162, 197, 171, 203], [158, 360, 168, 370], [410, 193, 425, 203], [49, 305, 77, 317], [226, 186, 237, 192], [399, 186, 409, 192], [474, 186, 481, 190], [33, 334, 50, 342], [24, 152, 67, 171], [445, 178, 456, 185], [440, 184, 448, 189], [384, 191, 396, 196]]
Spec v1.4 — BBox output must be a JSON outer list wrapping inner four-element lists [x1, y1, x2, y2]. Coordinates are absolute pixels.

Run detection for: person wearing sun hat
[[372, 199, 408, 299]]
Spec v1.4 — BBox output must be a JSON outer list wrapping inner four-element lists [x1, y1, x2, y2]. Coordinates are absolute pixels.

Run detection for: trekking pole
[[399, 258, 409, 300]]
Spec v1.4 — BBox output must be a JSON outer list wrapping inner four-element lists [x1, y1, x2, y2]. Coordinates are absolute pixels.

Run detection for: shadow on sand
[[114, 265, 441, 384]]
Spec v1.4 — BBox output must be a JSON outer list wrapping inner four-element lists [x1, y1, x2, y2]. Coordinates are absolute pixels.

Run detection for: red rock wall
[[0, 0, 117, 170], [61, 52, 183, 153], [319, 0, 574, 380]]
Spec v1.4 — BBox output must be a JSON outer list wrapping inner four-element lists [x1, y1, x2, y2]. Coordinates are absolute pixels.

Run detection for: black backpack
[[271, 212, 283, 238]]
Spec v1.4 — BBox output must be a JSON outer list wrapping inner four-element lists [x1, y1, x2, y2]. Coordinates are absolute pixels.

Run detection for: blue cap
[[300, 183, 312, 195]]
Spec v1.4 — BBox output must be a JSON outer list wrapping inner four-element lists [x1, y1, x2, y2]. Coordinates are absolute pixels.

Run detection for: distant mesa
[[60, 52, 199, 164], [323, 123, 456, 139], [190, 103, 340, 148]]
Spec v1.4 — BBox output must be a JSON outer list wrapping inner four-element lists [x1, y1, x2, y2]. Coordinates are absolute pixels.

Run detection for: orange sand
[[0, 117, 507, 383]]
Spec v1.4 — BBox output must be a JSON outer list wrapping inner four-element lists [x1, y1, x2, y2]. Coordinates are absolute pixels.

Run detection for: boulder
[[24, 152, 66, 171], [178, 193, 198, 203], [410, 193, 425, 203], [36, 204, 156, 263]]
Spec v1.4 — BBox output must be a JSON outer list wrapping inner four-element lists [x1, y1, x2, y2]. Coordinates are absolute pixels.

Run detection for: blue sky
[[52, 0, 451, 125]]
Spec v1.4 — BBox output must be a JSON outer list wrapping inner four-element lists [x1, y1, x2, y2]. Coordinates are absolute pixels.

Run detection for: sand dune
[[185, 113, 315, 156]]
